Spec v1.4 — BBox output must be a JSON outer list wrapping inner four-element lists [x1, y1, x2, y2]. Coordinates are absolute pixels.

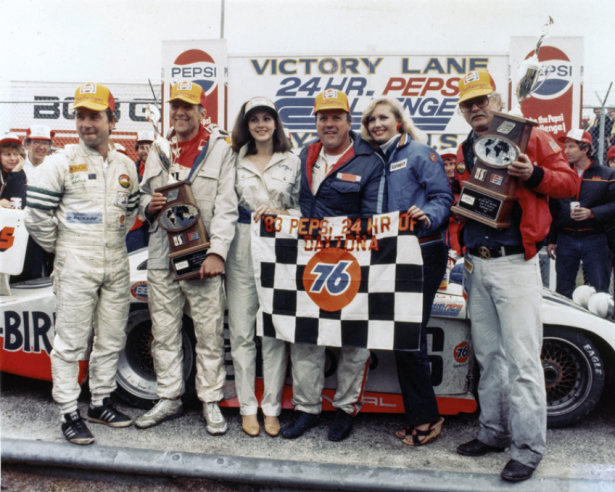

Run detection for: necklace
[[250, 153, 272, 172]]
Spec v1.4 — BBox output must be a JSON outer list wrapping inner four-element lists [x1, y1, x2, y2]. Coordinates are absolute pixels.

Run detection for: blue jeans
[[555, 233, 610, 298]]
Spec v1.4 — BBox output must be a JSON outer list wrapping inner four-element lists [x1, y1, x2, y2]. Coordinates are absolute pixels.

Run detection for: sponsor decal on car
[[130, 281, 148, 301]]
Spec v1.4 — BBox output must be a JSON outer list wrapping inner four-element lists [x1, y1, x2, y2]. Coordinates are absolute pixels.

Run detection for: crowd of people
[[1, 69, 613, 483]]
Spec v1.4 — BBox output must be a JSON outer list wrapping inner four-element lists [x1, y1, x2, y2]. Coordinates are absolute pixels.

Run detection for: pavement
[[2, 372, 615, 491]]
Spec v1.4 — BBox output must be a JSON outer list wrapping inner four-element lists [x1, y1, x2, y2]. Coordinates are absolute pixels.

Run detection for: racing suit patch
[[66, 212, 103, 224], [116, 192, 129, 207], [118, 174, 131, 188], [69, 164, 88, 173], [390, 159, 407, 172], [119, 213, 126, 227]]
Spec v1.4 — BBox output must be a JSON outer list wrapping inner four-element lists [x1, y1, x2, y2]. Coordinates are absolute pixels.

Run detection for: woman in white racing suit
[[227, 97, 301, 437]]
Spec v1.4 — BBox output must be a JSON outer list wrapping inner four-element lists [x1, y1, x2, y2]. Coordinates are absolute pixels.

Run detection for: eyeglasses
[[459, 95, 492, 113]]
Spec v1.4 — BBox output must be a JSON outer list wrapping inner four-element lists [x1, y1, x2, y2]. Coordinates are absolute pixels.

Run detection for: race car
[[2, 245, 612, 428]]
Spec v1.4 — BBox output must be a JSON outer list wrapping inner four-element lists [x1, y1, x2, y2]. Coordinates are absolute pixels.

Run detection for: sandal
[[395, 425, 415, 439], [402, 417, 444, 446]]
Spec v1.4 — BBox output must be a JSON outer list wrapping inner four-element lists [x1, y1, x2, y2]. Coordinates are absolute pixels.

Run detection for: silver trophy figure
[[510, 17, 554, 117]]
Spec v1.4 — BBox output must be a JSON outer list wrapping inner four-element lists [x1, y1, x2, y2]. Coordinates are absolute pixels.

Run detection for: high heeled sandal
[[395, 425, 415, 439], [402, 417, 444, 446]]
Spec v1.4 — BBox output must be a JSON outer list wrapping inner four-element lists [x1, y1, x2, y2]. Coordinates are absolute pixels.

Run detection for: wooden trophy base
[[170, 244, 210, 282], [452, 181, 518, 229]]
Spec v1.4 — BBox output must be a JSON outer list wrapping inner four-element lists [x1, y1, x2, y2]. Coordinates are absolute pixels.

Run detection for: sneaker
[[203, 402, 228, 435], [281, 411, 319, 439], [62, 411, 94, 445], [328, 409, 353, 442], [135, 398, 183, 429], [87, 398, 133, 428]]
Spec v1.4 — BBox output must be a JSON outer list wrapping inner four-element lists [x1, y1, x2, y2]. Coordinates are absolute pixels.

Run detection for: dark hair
[[0, 141, 26, 159], [578, 141, 596, 159], [231, 101, 291, 154]]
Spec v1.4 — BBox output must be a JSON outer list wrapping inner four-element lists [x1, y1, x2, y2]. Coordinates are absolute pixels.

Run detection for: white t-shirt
[[311, 139, 353, 195]]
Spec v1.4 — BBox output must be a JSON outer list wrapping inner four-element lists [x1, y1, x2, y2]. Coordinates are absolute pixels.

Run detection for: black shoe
[[87, 398, 133, 428], [501, 459, 535, 482], [456, 438, 506, 457], [62, 411, 94, 445], [281, 411, 319, 439], [328, 409, 353, 442]]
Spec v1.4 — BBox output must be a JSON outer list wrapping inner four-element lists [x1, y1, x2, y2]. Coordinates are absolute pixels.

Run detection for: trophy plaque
[[156, 181, 211, 282], [452, 18, 552, 229]]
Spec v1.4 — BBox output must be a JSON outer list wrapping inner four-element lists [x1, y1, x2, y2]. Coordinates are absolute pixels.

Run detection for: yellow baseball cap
[[168, 81, 207, 109], [458, 70, 496, 104], [72, 83, 116, 112], [314, 89, 350, 114]]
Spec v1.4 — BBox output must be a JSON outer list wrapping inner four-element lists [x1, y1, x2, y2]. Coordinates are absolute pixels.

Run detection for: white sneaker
[[135, 398, 183, 429], [203, 402, 228, 435]]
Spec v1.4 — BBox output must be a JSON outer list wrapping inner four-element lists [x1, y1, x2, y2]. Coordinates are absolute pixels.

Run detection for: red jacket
[[454, 128, 578, 259]]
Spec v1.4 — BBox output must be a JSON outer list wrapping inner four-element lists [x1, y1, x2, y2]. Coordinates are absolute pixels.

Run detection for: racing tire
[[543, 325, 605, 428], [114, 306, 197, 409]]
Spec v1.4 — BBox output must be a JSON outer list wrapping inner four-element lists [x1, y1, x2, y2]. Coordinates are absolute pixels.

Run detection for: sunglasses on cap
[[459, 94, 494, 113]]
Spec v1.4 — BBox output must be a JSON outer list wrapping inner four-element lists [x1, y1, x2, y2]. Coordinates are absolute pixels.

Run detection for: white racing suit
[[25, 141, 139, 412], [139, 125, 237, 403], [226, 146, 301, 416]]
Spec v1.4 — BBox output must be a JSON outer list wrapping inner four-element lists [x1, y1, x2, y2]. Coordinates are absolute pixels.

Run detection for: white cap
[[0, 132, 22, 146], [557, 129, 592, 145], [136, 131, 155, 143], [114, 142, 127, 155], [438, 147, 457, 159], [26, 125, 55, 141], [244, 97, 278, 119]]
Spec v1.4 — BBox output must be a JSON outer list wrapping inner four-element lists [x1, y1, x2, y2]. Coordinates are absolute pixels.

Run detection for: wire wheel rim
[[542, 336, 593, 417]]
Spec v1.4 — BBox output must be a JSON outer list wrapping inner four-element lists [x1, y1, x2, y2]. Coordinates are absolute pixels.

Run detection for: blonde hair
[[361, 97, 427, 145]]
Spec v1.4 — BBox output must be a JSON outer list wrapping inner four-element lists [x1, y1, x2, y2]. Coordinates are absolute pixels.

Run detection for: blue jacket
[[299, 131, 386, 218], [385, 133, 453, 237]]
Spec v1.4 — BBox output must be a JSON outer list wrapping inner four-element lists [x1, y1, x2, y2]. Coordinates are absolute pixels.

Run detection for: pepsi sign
[[171, 49, 218, 96], [527, 47, 574, 101]]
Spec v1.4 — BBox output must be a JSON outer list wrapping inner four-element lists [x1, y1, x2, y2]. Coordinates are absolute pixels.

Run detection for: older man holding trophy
[[136, 81, 237, 435], [451, 22, 578, 482]]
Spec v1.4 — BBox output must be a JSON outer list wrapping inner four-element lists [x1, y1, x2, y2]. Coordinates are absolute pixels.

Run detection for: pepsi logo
[[464, 72, 479, 83], [171, 49, 218, 95], [80, 83, 97, 94], [524, 46, 573, 101], [323, 89, 338, 99]]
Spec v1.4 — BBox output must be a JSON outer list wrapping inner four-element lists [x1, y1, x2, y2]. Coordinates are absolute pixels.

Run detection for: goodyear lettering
[[252, 58, 383, 76], [2, 311, 53, 354]]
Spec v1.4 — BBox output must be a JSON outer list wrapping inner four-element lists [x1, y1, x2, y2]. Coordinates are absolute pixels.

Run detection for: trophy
[[147, 104, 211, 282], [452, 18, 553, 229]]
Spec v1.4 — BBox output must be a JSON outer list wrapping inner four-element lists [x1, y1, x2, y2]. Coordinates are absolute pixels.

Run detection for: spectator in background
[[0, 133, 27, 209], [23, 125, 54, 178], [439, 147, 462, 255], [588, 108, 614, 164], [547, 130, 615, 298], [125, 131, 154, 253], [604, 145, 615, 294], [23, 126, 56, 279]]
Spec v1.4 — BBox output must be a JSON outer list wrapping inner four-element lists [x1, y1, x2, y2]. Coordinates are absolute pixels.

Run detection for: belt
[[238, 207, 252, 224], [419, 233, 443, 246], [468, 245, 525, 260], [560, 228, 601, 238]]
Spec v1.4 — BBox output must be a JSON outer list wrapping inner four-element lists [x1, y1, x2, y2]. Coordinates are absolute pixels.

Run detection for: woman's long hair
[[231, 101, 291, 154], [360, 97, 427, 146]]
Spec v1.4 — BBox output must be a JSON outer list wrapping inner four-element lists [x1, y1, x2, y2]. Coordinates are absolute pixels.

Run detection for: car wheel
[[114, 306, 197, 409], [543, 325, 605, 428]]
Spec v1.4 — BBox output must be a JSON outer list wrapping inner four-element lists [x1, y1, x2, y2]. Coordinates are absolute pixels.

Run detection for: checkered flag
[[251, 212, 423, 351]]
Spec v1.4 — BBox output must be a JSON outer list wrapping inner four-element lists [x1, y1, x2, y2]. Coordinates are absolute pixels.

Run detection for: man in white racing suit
[[25, 83, 140, 445], [136, 81, 237, 435]]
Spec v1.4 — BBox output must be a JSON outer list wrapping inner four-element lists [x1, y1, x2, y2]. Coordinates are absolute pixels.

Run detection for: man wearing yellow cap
[[136, 81, 237, 435], [452, 71, 577, 481], [25, 83, 140, 445], [281, 89, 385, 442]]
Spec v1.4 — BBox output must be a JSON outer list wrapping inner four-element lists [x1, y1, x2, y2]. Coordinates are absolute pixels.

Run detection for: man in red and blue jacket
[[452, 70, 577, 483], [546, 129, 615, 298], [282, 89, 385, 443]]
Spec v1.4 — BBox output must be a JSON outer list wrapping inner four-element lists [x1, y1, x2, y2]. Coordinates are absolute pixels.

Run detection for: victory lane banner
[[251, 212, 424, 351]]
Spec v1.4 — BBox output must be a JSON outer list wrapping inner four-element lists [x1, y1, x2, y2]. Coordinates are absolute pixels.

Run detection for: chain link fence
[[583, 106, 615, 165], [1, 82, 161, 162]]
